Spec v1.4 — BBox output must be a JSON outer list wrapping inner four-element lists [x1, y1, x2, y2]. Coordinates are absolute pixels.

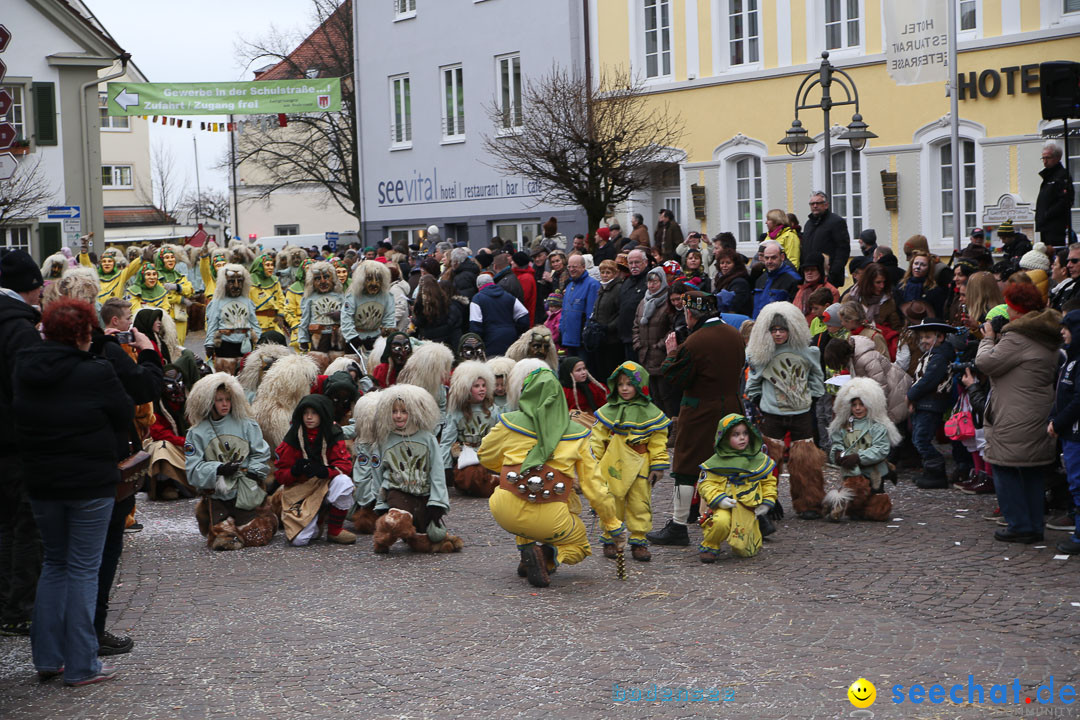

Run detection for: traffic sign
[[0, 26, 10, 54], [0, 59, 6, 83], [63, 218, 81, 234], [0, 89, 11, 117], [47, 206, 81, 219], [0, 122, 14, 150], [325, 231, 339, 251], [0, 153, 16, 181]]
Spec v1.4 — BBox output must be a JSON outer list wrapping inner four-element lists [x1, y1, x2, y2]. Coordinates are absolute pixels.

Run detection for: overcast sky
[[86, 0, 319, 197]]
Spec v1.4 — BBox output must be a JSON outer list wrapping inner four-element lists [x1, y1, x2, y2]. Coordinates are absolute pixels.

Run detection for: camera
[[950, 361, 976, 372], [114, 330, 134, 345], [989, 314, 1008, 335]]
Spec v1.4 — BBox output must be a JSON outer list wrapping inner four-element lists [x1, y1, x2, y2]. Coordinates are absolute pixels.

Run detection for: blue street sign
[[47, 205, 81, 219]]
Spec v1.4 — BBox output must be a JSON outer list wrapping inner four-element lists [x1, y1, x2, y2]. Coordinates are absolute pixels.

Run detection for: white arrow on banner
[[114, 88, 140, 111]]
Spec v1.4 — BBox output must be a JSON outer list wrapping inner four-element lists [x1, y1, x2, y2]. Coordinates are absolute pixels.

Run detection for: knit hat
[[512, 251, 531, 268], [858, 228, 877, 244], [596, 227, 611, 242], [476, 252, 494, 269], [997, 219, 1015, 236], [476, 272, 495, 289], [420, 257, 440, 277], [1019, 242, 1051, 273], [0, 249, 44, 292], [546, 290, 563, 307], [821, 302, 844, 329]]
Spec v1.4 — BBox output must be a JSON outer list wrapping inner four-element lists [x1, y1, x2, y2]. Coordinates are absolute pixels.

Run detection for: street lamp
[[778, 51, 876, 193]]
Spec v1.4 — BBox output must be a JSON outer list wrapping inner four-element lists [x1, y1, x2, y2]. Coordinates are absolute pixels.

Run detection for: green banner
[[105, 79, 342, 116]]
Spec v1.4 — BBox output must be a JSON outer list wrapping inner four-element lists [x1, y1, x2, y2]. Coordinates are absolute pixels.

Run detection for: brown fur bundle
[[194, 498, 278, 550], [455, 464, 497, 498], [372, 508, 417, 552], [824, 476, 893, 522], [788, 439, 825, 515]]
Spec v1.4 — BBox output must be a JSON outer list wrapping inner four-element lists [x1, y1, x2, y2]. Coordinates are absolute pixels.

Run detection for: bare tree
[[483, 66, 684, 239], [139, 140, 184, 222], [179, 189, 231, 224], [0, 156, 56, 227], [232, 0, 359, 227]]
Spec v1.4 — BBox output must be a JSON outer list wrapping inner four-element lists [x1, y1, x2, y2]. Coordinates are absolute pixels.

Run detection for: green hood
[[595, 360, 669, 437], [700, 413, 775, 481]]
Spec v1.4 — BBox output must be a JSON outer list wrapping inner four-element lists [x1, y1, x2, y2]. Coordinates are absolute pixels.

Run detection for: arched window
[[734, 156, 764, 244], [829, 148, 863, 238], [935, 138, 978, 240]]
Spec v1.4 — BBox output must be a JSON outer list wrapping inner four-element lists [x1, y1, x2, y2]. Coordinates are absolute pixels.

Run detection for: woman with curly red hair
[[12, 297, 133, 685]]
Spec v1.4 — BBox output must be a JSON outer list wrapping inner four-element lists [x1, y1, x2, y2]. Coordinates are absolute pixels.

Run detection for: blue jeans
[[910, 410, 943, 466], [992, 465, 1045, 536], [29, 496, 114, 682], [1063, 440, 1080, 540]]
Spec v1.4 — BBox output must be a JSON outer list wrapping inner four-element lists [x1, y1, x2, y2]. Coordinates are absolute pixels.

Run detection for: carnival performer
[[298, 261, 345, 355], [506, 326, 559, 369], [824, 378, 899, 521], [486, 356, 516, 412], [198, 245, 230, 296], [441, 361, 501, 497], [591, 361, 670, 562], [144, 365, 195, 500], [371, 332, 412, 389], [349, 390, 382, 535], [480, 367, 627, 588], [249, 253, 286, 334], [341, 260, 396, 352], [204, 264, 261, 374], [127, 264, 172, 319], [284, 258, 313, 347], [80, 245, 141, 302], [154, 246, 194, 343]]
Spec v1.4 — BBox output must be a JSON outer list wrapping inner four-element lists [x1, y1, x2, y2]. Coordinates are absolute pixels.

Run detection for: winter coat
[[494, 266, 525, 305], [848, 335, 912, 423], [751, 263, 801, 318], [907, 341, 955, 413], [629, 224, 650, 252], [633, 301, 674, 374], [452, 258, 480, 300], [714, 272, 752, 316], [654, 220, 684, 260], [1053, 346, 1080, 443], [793, 280, 839, 321], [976, 308, 1062, 467], [13, 341, 134, 500], [560, 273, 600, 349], [592, 277, 624, 342], [469, 283, 529, 356], [512, 266, 538, 326], [1036, 162, 1074, 245], [802, 209, 851, 287], [617, 272, 649, 344], [273, 432, 352, 487], [0, 294, 41, 458], [774, 226, 801, 268], [414, 301, 463, 350]]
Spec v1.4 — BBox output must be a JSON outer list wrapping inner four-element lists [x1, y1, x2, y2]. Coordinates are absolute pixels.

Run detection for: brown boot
[[699, 550, 718, 564], [631, 545, 651, 562], [328, 528, 357, 545], [520, 544, 550, 588], [602, 543, 617, 559]]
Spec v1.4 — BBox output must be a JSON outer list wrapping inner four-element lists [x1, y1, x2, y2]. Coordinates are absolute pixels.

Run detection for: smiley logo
[[848, 678, 876, 708]]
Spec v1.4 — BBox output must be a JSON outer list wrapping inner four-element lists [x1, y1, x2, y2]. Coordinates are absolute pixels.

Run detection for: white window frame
[[807, 0, 864, 61], [393, 0, 416, 22], [101, 164, 133, 190], [98, 92, 129, 131], [496, 54, 522, 134], [274, 224, 300, 236], [640, 0, 673, 80], [389, 226, 425, 248], [1043, 0, 1080, 27], [914, 118, 985, 251], [389, 74, 412, 150], [723, 0, 761, 70], [827, 147, 865, 240], [441, 64, 465, 143], [732, 155, 765, 245], [1, 84, 26, 142], [0, 226, 31, 252], [493, 220, 542, 248], [934, 138, 978, 243], [956, 0, 981, 40], [712, 136, 768, 252]]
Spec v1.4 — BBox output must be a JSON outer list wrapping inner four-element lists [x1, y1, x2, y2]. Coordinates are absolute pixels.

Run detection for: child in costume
[[697, 414, 778, 561], [273, 394, 357, 546], [486, 356, 516, 412], [591, 361, 670, 562], [186, 373, 278, 551], [284, 258, 314, 347], [441, 360, 501, 497], [824, 378, 899, 522], [559, 355, 607, 427], [204, 264, 261, 374], [249, 252, 286, 334], [349, 390, 383, 535], [371, 385, 463, 554]]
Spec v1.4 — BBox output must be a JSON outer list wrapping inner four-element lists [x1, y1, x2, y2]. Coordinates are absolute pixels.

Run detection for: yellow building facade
[[593, 0, 1080, 255]]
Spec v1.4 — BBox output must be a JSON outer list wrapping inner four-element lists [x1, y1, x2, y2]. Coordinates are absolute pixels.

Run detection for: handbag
[[944, 391, 976, 441], [582, 319, 606, 352], [117, 450, 151, 502]]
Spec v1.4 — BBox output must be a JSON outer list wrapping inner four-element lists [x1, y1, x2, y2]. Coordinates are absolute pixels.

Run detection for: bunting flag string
[[134, 115, 280, 133]]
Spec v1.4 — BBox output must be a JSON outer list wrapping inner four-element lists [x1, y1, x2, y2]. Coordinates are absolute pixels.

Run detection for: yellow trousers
[[700, 502, 762, 558], [602, 474, 652, 545], [489, 487, 591, 567]]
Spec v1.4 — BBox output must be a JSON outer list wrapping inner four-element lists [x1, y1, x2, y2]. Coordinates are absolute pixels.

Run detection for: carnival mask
[[213, 253, 228, 270], [338, 266, 352, 287], [328, 389, 353, 421], [262, 258, 275, 277], [313, 268, 334, 294], [49, 261, 63, 279], [161, 250, 176, 270], [100, 256, 115, 274], [528, 332, 549, 359], [364, 274, 381, 295], [225, 270, 245, 298], [143, 267, 159, 288], [163, 368, 186, 408], [390, 336, 412, 366], [460, 338, 485, 362]]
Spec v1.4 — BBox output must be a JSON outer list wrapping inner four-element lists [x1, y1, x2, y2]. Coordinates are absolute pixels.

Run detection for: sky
[[86, 0, 319, 197]]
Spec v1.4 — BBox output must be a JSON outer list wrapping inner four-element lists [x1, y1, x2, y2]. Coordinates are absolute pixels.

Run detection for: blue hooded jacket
[[559, 272, 600, 348], [752, 263, 801, 319]]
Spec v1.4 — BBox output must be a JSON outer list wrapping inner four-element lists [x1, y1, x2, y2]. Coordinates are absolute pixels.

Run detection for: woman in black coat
[[588, 259, 625, 380], [14, 298, 133, 686], [712, 248, 752, 316], [412, 275, 462, 350]]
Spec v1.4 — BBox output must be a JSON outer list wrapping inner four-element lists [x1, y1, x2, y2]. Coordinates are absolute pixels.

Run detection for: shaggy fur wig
[[829, 377, 902, 445], [101, 247, 128, 268], [186, 372, 252, 426], [350, 260, 390, 298], [212, 263, 252, 302], [252, 353, 319, 448], [56, 267, 100, 305], [326, 355, 363, 377], [303, 260, 342, 300], [277, 246, 305, 270], [373, 384, 440, 444], [505, 325, 559, 369], [485, 356, 516, 384], [237, 344, 293, 393], [227, 240, 256, 266], [40, 252, 69, 279], [448, 360, 496, 412], [351, 390, 382, 449], [505, 358, 548, 410], [398, 341, 454, 396], [746, 301, 812, 369]]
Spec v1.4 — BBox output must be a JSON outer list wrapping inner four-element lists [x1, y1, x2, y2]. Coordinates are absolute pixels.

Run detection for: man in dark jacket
[[492, 252, 525, 305], [531, 248, 552, 323], [469, 273, 530, 356], [654, 209, 684, 261], [450, 248, 480, 300], [0, 250, 44, 637], [906, 319, 957, 489], [1037, 142, 1075, 246], [617, 249, 650, 361], [752, 241, 801, 318], [90, 297, 164, 656], [802, 191, 851, 287]]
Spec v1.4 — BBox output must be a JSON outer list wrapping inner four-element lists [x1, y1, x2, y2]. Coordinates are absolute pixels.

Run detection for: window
[[1, 85, 25, 141], [662, 195, 681, 225], [394, 0, 416, 20], [729, 0, 760, 66], [830, 149, 863, 238], [0, 226, 30, 252], [98, 92, 129, 130], [644, 0, 673, 78], [274, 225, 299, 236], [494, 221, 541, 248], [959, 0, 977, 30], [390, 227, 425, 247], [734, 156, 764, 244], [938, 139, 977, 240], [390, 75, 411, 148], [101, 164, 133, 189], [1067, 0, 1080, 14], [497, 55, 522, 131], [825, 0, 860, 50], [441, 65, 465, 141]]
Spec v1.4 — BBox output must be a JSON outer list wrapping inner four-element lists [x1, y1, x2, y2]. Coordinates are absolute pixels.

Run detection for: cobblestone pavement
[[2, 465, 1079, 720]]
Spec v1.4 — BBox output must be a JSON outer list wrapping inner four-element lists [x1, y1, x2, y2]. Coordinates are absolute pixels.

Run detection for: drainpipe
[[80, 52, 130, 255]]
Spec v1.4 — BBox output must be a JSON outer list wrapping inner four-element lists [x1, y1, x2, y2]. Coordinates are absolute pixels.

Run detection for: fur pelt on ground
[[824, 476, 893, 522], [194, 498, 278, 550], [788, 439, 825, 516]]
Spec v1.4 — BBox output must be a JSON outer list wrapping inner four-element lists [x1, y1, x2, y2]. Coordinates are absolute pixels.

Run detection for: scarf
[[899, 275, 925, 303], [503, 368, 572, 473], [713, 264, 748, 291], [700, 413, 776, 482], [595, 361, 669, 439], [639, 267, 669, 323], [132, 265, 168, 303], [767, 225, 784, 240], [283, 395, 343, 462]]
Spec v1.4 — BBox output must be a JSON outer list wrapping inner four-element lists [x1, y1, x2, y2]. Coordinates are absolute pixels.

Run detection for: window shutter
[[32, 83, 57, 146], [38, 222, 62, 258]]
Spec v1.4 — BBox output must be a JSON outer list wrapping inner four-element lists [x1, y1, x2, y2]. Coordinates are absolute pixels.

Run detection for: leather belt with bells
[[498, 463, 572, 504]]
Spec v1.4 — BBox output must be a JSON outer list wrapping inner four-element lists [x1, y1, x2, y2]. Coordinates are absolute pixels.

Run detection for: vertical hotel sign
[[883, 0, 949, 86]]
